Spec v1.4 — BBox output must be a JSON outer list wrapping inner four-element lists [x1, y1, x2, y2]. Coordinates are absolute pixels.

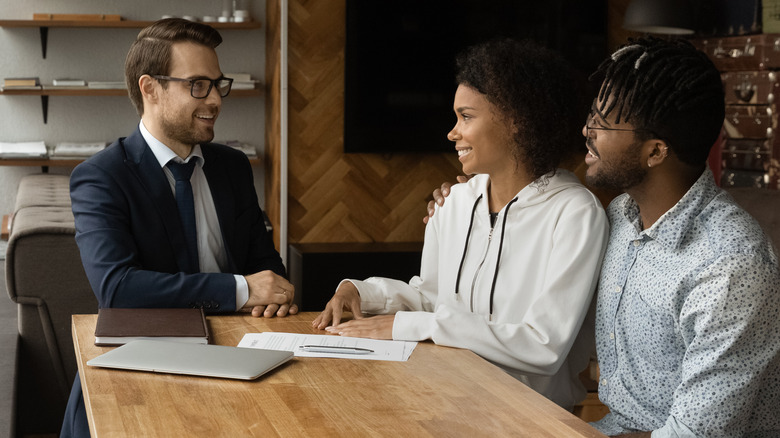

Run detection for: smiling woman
[[314, 38, 610, 411], [447, 85, 518, 188]]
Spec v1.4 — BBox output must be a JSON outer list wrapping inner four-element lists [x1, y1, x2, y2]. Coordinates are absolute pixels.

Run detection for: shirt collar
[[619, 168, 720, 249], [139, 121, 204, 168]]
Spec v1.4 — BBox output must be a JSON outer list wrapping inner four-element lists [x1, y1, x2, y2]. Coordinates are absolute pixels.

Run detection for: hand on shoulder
[[423, 175, 472, 224]]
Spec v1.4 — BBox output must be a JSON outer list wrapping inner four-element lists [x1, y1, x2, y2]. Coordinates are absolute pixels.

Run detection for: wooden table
[[73, 313, 606, 437]]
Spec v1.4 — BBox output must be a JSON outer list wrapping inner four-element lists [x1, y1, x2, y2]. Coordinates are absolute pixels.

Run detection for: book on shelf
[[223, 140, 257, 158], [42, 85, 88, 90], [50, 141, 106, 158], [4, 77, 40, 87], [87, 81, 126, 89], [224, 73, 257, 90], [232, 81, 258, 90], [1, 85, 42, 91], [33, 13, 122, 21], [94, 308, 210, 346], [2, 77, 42, 91], [52, 78, 87, 87], [0, 141, 47, 159], [225, 73, 252, 82]]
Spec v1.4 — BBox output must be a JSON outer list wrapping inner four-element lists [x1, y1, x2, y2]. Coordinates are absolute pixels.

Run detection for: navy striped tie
[[167, 160, 199, 273]]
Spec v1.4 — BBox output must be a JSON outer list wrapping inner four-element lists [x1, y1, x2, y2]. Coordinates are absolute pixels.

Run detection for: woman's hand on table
[[325, 315, 395, 340], [312, 281, 364, 329]]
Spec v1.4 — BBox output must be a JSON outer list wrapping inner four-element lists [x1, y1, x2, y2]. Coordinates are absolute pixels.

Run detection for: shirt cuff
[[235, 275, 249, 310], [344, 279, 387, 314], [651, 416, 698, 438], [392, 310, 435, 341]]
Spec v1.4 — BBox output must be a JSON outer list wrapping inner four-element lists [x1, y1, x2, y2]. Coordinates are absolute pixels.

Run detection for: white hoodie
[[349, 170, 609, 409]]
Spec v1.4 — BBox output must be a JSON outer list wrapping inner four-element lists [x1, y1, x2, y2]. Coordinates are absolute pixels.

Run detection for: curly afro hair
[[455, 38, 587, 179]]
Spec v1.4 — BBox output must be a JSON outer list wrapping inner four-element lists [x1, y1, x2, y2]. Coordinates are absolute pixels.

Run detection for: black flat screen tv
[[344, 0, 607, 154]]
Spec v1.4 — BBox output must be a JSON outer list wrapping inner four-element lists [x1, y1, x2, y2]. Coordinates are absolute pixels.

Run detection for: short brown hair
[[125, 18, 223, 116]]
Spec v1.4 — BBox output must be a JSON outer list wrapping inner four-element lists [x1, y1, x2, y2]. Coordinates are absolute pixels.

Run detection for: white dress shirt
[[139, 121, 249, 309]]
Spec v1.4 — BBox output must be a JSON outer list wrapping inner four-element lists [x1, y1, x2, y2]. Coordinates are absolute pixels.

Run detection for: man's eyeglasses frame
[[151, 75, 233, 99]]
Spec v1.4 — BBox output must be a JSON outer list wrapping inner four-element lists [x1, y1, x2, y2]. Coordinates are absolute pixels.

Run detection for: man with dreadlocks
[[582, 37, 779, 437], [428, 36, 779, 437]]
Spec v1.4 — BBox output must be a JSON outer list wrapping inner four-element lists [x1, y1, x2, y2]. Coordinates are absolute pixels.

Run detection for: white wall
[[0, 0, 266, 214]]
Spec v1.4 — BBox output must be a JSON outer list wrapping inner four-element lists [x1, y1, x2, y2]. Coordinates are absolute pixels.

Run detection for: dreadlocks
[[591, 36, 725, 166]]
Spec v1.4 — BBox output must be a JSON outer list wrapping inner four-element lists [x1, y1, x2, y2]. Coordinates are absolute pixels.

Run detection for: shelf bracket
[[40, 95, 49, 124], [39, 26, 49, 58]]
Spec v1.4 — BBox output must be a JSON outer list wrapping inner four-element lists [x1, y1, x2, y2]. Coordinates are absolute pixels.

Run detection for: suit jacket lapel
[[121, 128, 195, 273]]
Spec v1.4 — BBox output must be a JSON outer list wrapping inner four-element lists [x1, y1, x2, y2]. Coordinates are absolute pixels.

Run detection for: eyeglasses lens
[[191, 79, 232, 98]]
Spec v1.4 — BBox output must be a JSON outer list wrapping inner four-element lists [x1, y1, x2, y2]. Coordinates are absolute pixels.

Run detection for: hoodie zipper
[[455, 195, 518, 320], [469, 219, 494, 313]]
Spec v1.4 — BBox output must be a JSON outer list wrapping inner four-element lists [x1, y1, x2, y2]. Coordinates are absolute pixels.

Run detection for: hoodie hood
[[465, 169, 583, 212]]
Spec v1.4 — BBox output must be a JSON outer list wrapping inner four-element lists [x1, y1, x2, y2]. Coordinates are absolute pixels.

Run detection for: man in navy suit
[[61, 18, 296, 437]]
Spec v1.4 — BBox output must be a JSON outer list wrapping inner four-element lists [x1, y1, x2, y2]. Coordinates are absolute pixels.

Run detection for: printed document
[[238, 332, 416, 361]]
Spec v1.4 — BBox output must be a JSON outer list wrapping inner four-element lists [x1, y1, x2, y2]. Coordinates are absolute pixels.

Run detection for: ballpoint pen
[[299, 345, 374, 354]]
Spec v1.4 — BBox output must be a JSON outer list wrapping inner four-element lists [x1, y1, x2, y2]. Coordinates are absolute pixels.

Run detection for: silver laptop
[[87, 339, 293, 380]]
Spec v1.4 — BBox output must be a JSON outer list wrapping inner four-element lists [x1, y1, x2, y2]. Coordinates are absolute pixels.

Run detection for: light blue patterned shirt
[[592, 169, 780, 437]]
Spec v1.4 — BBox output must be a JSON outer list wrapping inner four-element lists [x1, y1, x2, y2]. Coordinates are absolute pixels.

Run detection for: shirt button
[[633, 240, 640, 247], [609, 332, 615, 340], [614, 285, 622, 293], [601, 378, 607, 385]]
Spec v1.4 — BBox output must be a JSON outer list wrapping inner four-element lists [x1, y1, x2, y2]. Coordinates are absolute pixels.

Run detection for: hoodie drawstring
[[488, 197, 518, 316], [455, 195, 482, 298], [455, 195, 518, 318]]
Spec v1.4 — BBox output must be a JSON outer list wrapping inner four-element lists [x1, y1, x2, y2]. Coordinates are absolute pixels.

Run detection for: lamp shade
[[623, 0, 695, 35]]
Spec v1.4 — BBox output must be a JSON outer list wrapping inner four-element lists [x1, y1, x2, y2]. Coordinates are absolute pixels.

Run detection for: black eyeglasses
[[585, 111, 645, 139], [151, 75, 233, 99], [585, 124, 643, 139]]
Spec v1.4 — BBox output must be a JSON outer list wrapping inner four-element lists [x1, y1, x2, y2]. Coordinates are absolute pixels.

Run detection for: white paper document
[[238, 332, 416, 361], [0, 141, 47, 158], [51, 142, 106, 157]]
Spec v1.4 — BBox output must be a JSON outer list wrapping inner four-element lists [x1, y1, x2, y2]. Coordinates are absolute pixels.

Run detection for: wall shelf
[[0, 88, 261, 96], [0, 156, 262, 173], [0, 19, 261, 58], [0, 16, 264, 178], [0, 88, 262, 123], [0, 19, 261, 29]]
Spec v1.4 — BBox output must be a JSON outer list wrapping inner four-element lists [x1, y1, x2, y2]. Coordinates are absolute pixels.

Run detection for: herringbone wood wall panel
[[266, 0, 462, 245]]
